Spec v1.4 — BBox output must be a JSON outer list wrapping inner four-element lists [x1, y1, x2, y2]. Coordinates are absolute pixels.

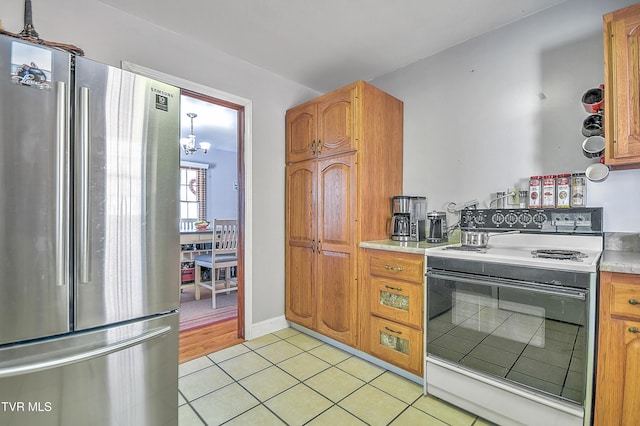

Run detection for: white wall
[[371, 0, 640, 232], [0, 0, 321, 324]]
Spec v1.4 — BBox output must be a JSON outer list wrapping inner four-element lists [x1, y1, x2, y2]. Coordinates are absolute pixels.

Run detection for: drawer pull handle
[[384, 285, 403, 292], [629, 299, 640, 305], [384, 326, 402, 335], [384, 265, 404, 272], [629, 327, 640, 334]]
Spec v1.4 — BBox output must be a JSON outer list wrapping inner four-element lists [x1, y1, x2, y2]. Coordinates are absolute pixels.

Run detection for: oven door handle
[[426, 269, 587, 300]]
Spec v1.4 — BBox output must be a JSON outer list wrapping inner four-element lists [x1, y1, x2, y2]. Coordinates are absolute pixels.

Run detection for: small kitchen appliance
[[391, 196, 426, 241], [424, 207, 603, 426], [426, 211, 448, 243]]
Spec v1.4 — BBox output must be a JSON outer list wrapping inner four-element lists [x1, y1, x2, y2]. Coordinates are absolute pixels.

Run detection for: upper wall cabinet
[[604, 3, 640, 167], [286, 84, 356, 163]]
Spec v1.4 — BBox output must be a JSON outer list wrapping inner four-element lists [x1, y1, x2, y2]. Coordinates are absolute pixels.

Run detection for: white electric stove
[[424, 207, 603, 426]]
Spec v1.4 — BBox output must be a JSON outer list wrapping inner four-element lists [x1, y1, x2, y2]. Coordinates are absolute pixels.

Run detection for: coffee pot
[[391, 196, 427, 241], [427, 211, 448, 243]]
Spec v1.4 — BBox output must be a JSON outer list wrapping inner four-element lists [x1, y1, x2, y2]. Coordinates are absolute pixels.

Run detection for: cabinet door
[[316, 85, 357, 158], [604, 4, 640, 166], [315, 154, 358, 345], [621, 320, 640, 424], [596, 318, 640, 425], [285, 161, 316, 328], [286, 103, 316, 163]]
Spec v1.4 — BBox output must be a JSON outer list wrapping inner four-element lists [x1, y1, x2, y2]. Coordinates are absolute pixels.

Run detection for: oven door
[[426, 268, 589, 406]]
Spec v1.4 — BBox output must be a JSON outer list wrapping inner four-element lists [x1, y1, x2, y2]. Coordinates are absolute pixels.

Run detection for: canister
[[571, 172, 587, 207], [528, 176, 542, 208], [542, 175, 556, 208], [519, 190, 528, 208], [556, 174, 571, 208]]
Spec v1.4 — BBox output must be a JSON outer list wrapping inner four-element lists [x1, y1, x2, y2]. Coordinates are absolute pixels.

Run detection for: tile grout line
[[181, 330, 486, 425]]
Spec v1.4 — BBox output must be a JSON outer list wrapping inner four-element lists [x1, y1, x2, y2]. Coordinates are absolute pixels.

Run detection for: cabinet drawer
[[368, 316, 423, 375], [368, 253, 423, 283], [611, 281, 640, 319], [370, 277, 422, 328]]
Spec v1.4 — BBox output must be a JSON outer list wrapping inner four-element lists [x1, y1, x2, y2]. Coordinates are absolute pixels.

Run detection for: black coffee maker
[[391, 196, 426, 241]]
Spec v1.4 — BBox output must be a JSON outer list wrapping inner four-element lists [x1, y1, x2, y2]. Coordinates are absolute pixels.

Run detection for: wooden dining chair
[[194, 219, 238, 309]]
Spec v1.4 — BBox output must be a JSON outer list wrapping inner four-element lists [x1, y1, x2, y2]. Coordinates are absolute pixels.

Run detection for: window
[[179, 165, 207, 221]]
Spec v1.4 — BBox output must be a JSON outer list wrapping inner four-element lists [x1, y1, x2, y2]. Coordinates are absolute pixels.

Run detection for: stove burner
[[444, 245, 487, 253], [530, 249, 588, 262]]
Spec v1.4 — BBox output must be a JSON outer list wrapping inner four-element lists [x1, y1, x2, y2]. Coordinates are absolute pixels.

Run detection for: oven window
[[427, 275, 588, 404]]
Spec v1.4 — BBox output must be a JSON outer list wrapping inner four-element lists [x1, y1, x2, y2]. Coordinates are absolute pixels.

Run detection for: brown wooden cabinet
[[604, 3, 640, 167], [285, 84, 357, 163], [285, 81, 403, 348], [285, 153, 358, 343], [360, 249, 424, 376], [595, 271, 640, 425]]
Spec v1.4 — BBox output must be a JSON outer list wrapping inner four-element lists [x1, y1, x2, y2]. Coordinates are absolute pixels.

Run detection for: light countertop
[[600, 250, 640, 274], [360, 231, 460, 255]]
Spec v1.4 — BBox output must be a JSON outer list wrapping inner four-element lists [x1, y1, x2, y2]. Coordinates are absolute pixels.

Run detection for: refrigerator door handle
[[79, 86, 91, 284], [0, 325, 171, 378], [56, 81, 68, 288]]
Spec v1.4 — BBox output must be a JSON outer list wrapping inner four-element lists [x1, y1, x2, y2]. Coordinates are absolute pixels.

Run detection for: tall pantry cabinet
[[285, 81, 403, 347]]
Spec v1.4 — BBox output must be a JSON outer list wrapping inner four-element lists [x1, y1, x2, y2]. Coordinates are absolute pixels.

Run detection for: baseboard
[[248, 314, 289, 340]]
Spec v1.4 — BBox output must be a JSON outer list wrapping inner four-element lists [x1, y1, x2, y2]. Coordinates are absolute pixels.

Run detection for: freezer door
[[0, 35, 71, 344], [0, 312, 178, 426], [74, 57, 180, 330]]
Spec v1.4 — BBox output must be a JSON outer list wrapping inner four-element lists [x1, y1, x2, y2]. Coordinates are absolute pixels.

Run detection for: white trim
[[249, 315, 289, 340], [180, 161, 209, 169], [121, 61, 253, 340]]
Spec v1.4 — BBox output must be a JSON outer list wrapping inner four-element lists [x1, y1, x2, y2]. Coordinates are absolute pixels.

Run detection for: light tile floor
[[179, 327, 496, 426]]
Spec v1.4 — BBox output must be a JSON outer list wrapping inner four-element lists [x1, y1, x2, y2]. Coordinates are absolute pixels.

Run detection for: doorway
[[177, 90, 246, 362]]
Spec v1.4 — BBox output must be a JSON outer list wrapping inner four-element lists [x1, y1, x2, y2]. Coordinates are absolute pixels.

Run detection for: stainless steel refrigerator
[[0, 34, 180, 426]]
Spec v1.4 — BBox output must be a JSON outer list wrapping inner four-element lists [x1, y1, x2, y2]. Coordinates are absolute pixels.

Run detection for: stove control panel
[[460, 207, 602, 234]]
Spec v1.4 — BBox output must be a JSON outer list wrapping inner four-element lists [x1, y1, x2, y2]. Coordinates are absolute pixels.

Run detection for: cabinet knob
[[629, 299, 639, 305], [629, 327, 640, 334], [384, 265, 404, 272], [311, 140, 316, 155]]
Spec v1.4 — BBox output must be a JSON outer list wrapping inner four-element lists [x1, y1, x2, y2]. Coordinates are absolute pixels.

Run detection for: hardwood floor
[[178, 318, 244, 364]]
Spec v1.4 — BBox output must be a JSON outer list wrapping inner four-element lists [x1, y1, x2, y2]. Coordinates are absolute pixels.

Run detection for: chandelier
[[180, 113, 211, 155]]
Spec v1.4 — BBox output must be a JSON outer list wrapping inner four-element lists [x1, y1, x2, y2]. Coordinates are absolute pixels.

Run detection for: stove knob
[[519, 212, 532, 225], [505, 212, 518, 225], [533, 212, 547, 226], [491, 212, 505, 225], [475, 215, 485, 225]]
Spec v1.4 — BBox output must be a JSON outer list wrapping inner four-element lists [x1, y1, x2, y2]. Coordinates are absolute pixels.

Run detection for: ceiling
[[180, 95, 238, 154], [99, 0, 568, 93], [100, 0, 569, 154]]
